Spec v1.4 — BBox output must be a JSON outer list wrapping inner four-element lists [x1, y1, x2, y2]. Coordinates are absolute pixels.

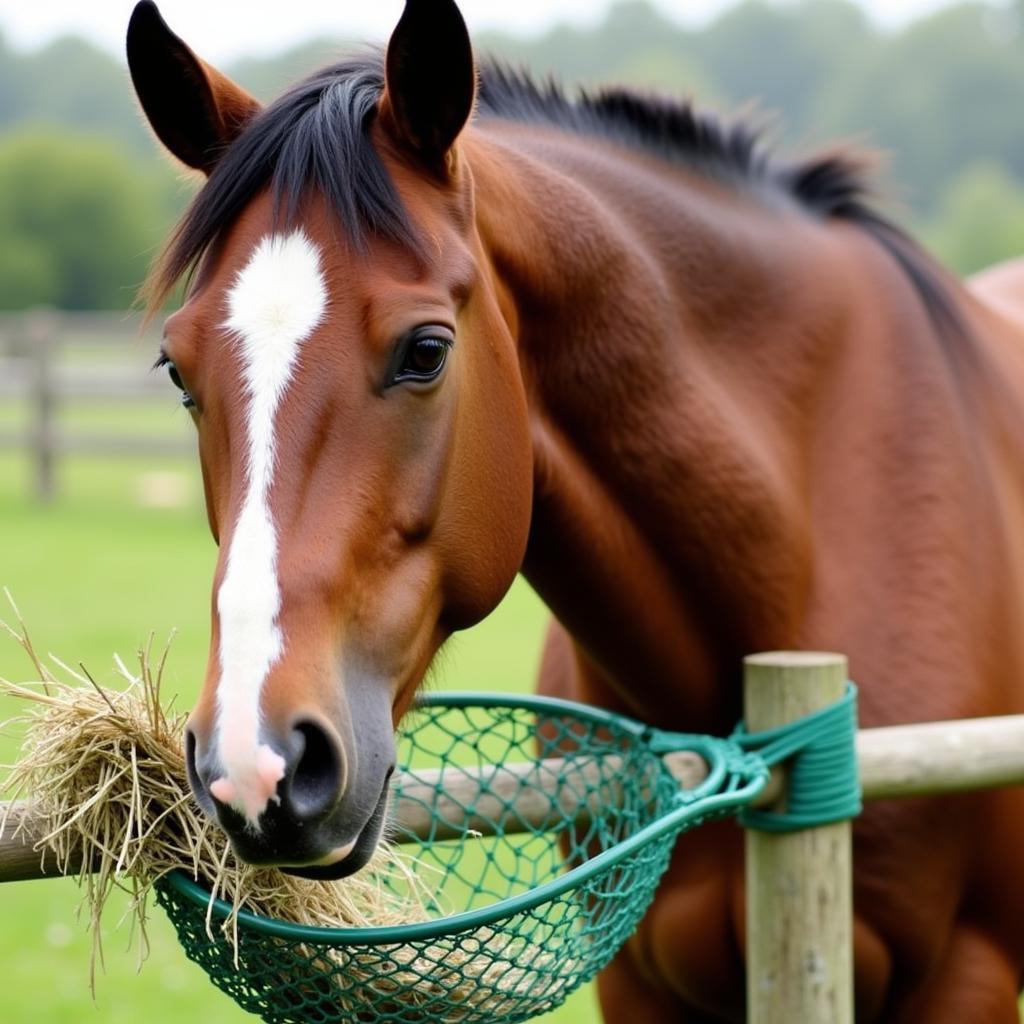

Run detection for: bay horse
[[126, 1, 1024, 1019]]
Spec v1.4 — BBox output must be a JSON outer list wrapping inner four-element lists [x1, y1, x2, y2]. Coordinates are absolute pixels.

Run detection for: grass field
[[0, 435, 600, 1024]]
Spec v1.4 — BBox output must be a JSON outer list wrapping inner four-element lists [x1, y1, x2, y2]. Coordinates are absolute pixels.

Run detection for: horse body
[[127, 1, 1024, 1018], [467, 115, 1024, 1020]]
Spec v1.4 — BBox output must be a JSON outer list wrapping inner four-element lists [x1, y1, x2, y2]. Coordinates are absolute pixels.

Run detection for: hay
[[0, 605, 431, 984]]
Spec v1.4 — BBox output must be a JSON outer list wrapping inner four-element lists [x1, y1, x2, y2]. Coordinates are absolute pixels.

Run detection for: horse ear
[[126, 1, 260, 175], [380, 0, 476, 174]]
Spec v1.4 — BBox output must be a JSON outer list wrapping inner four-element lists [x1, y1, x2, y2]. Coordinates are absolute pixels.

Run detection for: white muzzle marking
[[211, 230, 327, 825]]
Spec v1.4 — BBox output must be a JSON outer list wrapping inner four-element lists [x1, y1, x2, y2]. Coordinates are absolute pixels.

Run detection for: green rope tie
[[730, 682, 861, 832]]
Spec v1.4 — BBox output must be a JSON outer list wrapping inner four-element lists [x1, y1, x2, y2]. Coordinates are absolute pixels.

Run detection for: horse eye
[[394, 333, 452, 384], [158, 356, 196, 409]]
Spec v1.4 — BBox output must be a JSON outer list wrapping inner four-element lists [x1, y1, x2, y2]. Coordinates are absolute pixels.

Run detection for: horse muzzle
[[186, 701, 396, 878]]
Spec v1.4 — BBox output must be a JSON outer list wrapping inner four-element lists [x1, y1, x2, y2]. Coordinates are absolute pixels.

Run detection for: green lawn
[[0, 447, 599, 1024]]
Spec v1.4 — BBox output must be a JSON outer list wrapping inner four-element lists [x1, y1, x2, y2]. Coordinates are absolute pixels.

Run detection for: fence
[[2, 651, 1024, 1021], [0, 309, 191, 501]]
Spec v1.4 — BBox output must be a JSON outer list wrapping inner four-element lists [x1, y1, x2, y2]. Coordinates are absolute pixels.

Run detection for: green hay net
[[155, 693, 771, 1023]]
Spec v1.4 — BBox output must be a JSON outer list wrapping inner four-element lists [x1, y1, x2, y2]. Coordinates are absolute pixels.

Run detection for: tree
[[700, 0, 873, 141], [0, 34, 153, 156], [0, 131, 183, 310], [920, 160, 1024, 274], [814, 4, 1024, 213]]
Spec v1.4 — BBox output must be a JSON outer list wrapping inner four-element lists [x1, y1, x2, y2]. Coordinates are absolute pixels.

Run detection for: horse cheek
[[438, 357, 532, 630]]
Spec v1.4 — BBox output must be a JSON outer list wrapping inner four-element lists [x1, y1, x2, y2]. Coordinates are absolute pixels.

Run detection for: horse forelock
[[145, 54, 425, 313]]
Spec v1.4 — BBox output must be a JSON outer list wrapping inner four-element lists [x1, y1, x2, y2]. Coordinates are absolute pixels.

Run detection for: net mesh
[[155, 695, 762, 1023]]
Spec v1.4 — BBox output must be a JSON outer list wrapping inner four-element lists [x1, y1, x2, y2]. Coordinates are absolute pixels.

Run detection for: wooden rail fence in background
[[0, 309, 191, 501]]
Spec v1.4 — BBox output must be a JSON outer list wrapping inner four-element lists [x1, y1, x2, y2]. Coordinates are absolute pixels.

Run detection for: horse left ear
[[380, 0, 476, 175]]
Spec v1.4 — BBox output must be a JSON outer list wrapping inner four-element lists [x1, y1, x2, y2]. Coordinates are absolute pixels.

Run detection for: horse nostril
[[185, 727, 215, 812], [287, 719, 344, 819]]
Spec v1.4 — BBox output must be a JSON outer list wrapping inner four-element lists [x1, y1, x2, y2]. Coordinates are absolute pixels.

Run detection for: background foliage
[[1, 0, 1024, 311], [1, 3, 1024, 1022]]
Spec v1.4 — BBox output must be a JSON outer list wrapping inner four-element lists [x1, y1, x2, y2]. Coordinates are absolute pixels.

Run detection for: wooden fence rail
[[0, 309, 190, 500], [3, 679, 1024, 878]]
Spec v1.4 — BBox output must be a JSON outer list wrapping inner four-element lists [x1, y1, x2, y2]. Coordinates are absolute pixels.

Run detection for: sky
[[0, 0, 1004, 64]]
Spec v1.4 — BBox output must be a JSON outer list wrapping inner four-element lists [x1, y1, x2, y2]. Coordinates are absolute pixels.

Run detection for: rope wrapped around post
[[731, 681, 861, 832]]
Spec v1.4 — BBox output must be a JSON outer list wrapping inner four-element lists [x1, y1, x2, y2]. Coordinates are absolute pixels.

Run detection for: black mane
[[153, 52, 959, 336]]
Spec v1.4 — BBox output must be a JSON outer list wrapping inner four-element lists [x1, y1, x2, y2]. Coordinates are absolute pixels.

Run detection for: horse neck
[[466, 124, 991, 729]]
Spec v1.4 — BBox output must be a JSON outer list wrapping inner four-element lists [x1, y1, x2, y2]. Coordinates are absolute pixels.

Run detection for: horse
[[126, 1, 1024, 1019]]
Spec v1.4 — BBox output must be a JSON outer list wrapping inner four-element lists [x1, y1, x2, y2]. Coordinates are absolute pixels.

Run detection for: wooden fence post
[[27, 308, 57, 503], [744, 651, 853, 1024]]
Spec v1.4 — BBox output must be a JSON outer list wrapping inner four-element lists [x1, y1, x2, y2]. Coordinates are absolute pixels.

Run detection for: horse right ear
[[126, 1, 260, 175]]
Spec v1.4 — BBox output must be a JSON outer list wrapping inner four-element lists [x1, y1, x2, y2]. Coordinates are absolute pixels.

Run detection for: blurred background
[[1, 1, 1023, 1021]]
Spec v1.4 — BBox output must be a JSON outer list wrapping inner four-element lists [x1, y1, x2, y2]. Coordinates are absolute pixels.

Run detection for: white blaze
[[210, 230, 327, 824]]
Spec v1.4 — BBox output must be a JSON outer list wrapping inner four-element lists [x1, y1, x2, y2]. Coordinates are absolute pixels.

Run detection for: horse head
[[128, 0, 532, 877]]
